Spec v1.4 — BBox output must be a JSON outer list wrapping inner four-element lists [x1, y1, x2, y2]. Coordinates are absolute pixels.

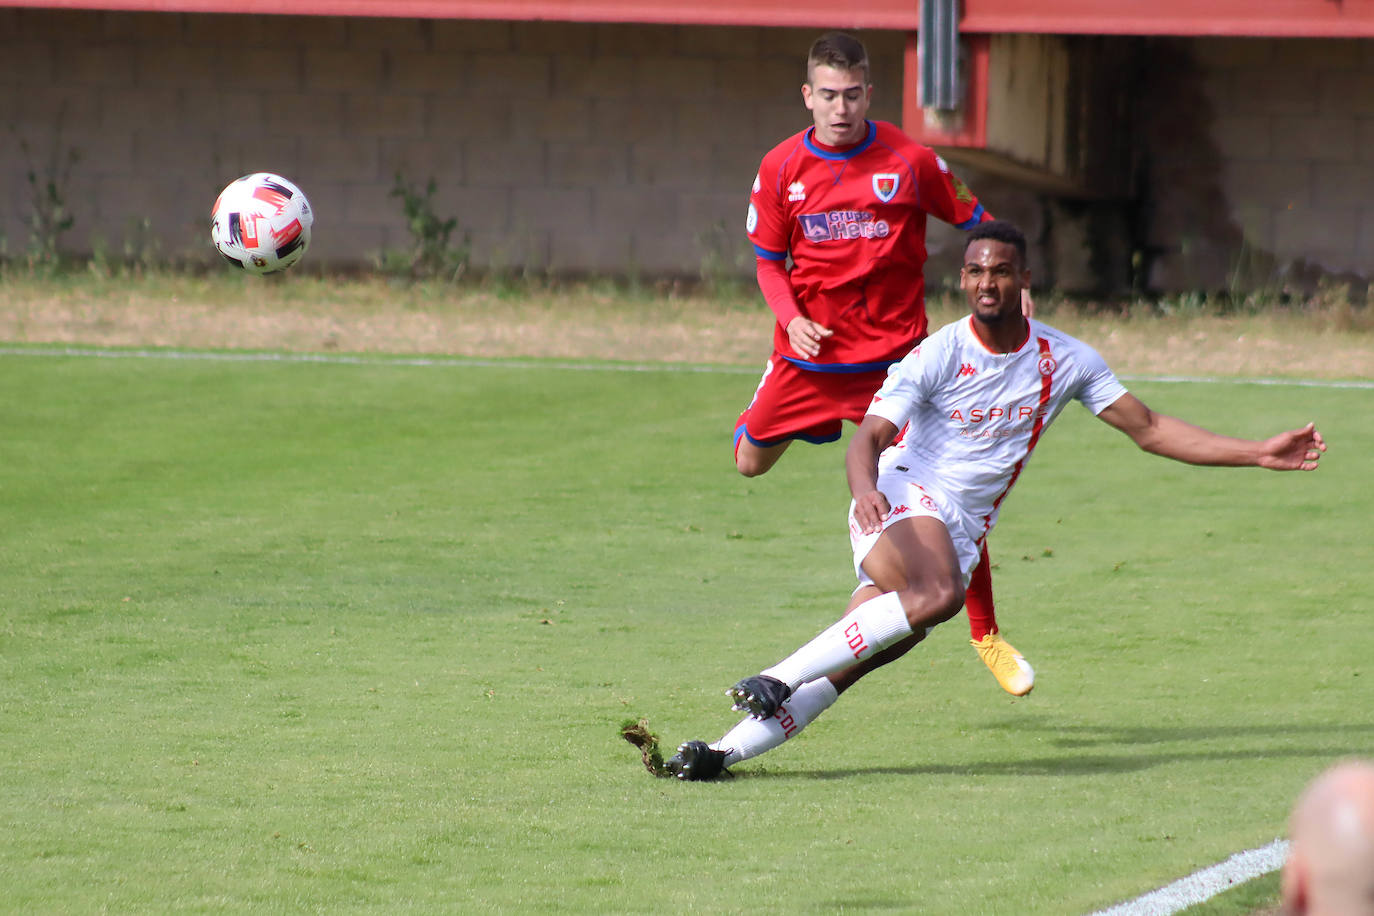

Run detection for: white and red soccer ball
[[210, 172, 313, 275]]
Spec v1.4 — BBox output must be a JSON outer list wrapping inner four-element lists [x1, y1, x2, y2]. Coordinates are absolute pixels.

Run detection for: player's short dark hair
[[965, 220, 1027, 266], [807, 32, 870, 84]]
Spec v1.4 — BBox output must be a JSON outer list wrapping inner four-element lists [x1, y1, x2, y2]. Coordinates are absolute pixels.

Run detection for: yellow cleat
[[972, 631, 1035, 696]]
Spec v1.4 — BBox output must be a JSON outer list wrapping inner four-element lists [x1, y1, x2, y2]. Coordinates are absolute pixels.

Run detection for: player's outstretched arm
[[1096, 393, 1326, 471], [846, 415, 902, 533]]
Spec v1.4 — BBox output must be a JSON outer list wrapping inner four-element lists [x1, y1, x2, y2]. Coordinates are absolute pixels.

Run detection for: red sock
[[965, 542, 998, 641]]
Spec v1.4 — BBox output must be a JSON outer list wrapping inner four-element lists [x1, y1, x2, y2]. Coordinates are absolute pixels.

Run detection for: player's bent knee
[[896, 578, 964, 629], [734, 440, 787, 477], [735, 456, 769, 477]]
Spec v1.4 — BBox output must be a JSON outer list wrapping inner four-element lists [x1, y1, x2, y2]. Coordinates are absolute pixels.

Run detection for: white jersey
[[865, 316, 1127, 546]]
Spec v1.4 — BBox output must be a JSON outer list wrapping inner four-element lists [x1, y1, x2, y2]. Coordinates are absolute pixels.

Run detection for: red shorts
[[734, 356, 892, 447]]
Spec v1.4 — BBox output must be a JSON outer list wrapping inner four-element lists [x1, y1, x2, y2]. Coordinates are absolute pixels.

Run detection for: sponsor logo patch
[[952, 174, 974, 204], [797, 210, 891, 243]]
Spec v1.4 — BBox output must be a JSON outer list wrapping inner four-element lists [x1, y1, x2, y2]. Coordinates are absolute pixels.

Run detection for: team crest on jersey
[[1038, 355, 1058, 377], [787, 181, 806, 202], [872, 173, 899, 202]]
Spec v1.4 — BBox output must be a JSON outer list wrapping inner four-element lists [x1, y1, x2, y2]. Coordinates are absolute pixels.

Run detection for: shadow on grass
[[736, 720, 1374, 780]]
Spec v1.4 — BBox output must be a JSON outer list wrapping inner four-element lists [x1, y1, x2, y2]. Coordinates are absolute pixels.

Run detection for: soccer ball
[[210, 172, 313, 274]]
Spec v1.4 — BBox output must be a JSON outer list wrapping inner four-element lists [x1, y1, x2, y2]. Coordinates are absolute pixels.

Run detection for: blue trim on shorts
[[734, 422, 840, 449], [780, 355, 898, 374]]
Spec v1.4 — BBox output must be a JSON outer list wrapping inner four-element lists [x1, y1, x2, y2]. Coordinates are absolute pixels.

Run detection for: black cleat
[[666, 740, 729, 781], [727, 674, 792, 720]]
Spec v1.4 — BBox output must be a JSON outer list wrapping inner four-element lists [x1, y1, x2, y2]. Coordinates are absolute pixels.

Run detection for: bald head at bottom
[[1283, 760, 1374, 916]]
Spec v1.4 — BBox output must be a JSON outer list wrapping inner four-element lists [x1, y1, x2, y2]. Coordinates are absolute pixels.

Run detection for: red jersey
[[747, 120, 988, 370]]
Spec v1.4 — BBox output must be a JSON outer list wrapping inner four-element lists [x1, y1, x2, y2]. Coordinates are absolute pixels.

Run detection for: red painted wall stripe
[[959, 0, 1374, 37], [6, 0, 1374, 36], [0, 0, 921, 28]]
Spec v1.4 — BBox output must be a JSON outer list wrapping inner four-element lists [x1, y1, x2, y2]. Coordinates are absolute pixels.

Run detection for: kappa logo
[[787, 181, 806, 202], [872, 173, 900, 203], [957, 363, 977, 377]]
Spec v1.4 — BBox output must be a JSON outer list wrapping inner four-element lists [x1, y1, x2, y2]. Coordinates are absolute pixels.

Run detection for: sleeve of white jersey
[[1074, 342, 1129, 415], [866, 343, 937, 429]]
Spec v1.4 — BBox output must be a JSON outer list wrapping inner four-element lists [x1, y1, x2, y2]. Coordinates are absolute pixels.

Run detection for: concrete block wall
[[4, 10, 1367, 294], [0, 9, 906, 276], [1144, 36, 1374, 292]]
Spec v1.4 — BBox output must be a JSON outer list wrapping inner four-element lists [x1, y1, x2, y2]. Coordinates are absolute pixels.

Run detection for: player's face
[[802, 65, 872, 147], [961, 240, 1028, 325]]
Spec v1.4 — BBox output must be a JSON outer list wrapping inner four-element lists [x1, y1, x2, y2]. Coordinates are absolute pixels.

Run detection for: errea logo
[[787, 181, 806, 202]]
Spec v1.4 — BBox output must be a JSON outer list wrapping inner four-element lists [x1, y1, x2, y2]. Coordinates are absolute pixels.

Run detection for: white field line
[[1089, 839, 1289, 916], [2, 345, 1373, 389], [0, 342, 1327, 912], [0, 346, 755, 374]]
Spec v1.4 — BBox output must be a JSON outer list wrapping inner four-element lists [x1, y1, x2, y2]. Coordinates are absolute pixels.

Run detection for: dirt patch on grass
[[2, 275, 1370, 380]]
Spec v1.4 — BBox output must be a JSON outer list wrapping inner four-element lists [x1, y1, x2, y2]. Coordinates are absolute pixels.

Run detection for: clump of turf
[[620, 717, 671, 778]]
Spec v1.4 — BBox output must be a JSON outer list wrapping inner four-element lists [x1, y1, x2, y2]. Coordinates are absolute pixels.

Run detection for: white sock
[[761, 591, 913, 690], [713, 679, 839, 766]]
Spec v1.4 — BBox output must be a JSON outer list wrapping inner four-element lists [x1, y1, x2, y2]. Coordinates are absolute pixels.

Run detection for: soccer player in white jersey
[[667, 219, 1327, 780]]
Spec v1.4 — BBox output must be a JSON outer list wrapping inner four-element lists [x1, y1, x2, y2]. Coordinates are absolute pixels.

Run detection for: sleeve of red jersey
[[915, 146, 990, 230], [747, 161, 788, 252], [746, 155, 801, 325], [755, 257, 802, 326]]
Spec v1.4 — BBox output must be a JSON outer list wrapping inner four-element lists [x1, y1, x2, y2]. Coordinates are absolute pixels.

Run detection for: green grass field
[[1, 347, 1369, 914]]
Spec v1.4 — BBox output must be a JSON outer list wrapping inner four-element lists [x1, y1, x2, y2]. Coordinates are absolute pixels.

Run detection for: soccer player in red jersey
[[735, 31, 1030, 695]]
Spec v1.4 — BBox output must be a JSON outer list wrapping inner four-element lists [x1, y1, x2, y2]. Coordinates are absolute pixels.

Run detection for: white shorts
[[847, 469, 981, 590]]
